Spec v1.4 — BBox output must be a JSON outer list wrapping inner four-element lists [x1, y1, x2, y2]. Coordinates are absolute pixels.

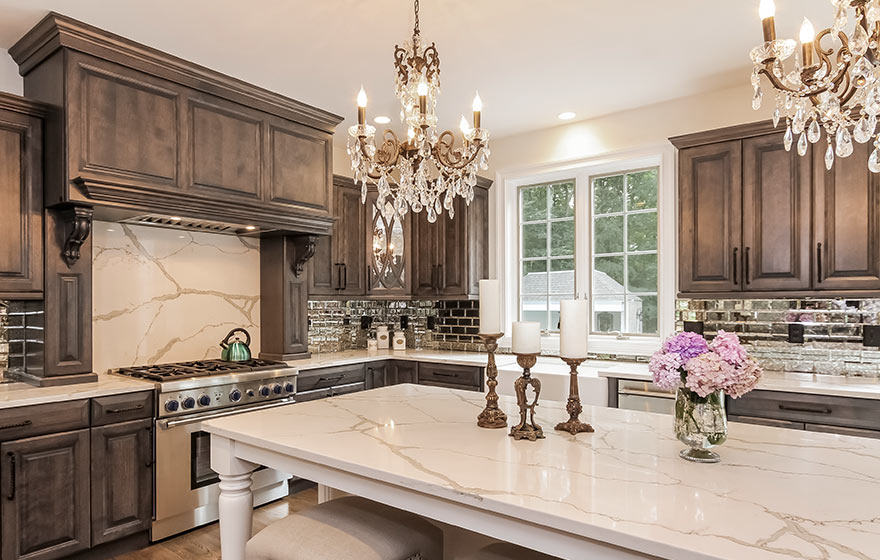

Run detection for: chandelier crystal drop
[[751, 0, 880, 172], [347, 0, 489, 222]]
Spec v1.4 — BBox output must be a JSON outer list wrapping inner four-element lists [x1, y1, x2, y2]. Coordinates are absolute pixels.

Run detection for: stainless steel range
[[115, 359, 299, 541]]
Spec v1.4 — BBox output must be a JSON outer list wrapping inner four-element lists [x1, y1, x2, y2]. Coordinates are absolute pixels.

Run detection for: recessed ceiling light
[[374, 116, 391, 124], [557, 111, 576, 121]]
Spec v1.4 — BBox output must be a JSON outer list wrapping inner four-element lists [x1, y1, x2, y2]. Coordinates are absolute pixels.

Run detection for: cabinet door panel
[[77, 60, 179, 185], [268, 121, 332, 213], [91, 419, 153, 545], [0, 105, 42, 296], [742, 133, 811, 291], [814, 141, 880, 290], [466, 187, 490, 296], [336, 185, 366, 295], [439, 198, 467, 296], [679, 141, 743, 293], [189, 100, 261, 199], [309, 235, 336, 295], [1, 429, 90, 560], [411, 211, 441, 296], [366, 191, 411, 296]]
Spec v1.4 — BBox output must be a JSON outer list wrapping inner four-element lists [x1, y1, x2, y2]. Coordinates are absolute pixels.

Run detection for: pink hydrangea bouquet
[[649, 331, 762, 400], [649, 331, 763, 463]]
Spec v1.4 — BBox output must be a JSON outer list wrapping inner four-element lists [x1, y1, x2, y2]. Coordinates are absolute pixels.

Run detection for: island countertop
[[203, 384, 880, 560]]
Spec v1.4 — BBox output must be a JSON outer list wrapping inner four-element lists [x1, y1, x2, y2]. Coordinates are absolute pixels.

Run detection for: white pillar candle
[[559, 299, 589, 358], [512, 322, 541, 354], [478, 279, 502, 334]]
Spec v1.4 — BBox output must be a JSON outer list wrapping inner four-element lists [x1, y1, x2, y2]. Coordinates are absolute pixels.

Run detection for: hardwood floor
[[113, 487, 318, 560]]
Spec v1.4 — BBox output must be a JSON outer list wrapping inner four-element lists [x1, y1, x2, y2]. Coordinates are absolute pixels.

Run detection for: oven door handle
[[158, 398, 295, 429]]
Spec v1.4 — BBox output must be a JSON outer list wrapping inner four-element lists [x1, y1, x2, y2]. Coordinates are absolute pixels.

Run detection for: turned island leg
[[211, 435, 257, 560]]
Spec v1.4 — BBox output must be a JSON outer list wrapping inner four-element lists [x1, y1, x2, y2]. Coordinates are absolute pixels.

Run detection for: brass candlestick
[[509, 353, 544, 441], [477, 333, 507, 429], [555, 357, 594, 435]]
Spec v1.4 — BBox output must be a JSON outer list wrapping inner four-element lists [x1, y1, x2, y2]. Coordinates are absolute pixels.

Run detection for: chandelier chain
[[414, 0, 420, 36]]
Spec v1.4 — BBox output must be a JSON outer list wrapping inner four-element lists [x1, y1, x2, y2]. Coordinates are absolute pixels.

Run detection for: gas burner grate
[[116, 358, 287, 382]]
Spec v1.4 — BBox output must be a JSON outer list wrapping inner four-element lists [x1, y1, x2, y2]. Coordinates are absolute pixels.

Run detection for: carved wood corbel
[[291, 235, 318, 277], [60, 205, 94, 267]]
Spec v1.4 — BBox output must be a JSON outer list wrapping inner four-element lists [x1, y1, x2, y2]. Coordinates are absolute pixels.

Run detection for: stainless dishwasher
[[617, 379, 675, 414]]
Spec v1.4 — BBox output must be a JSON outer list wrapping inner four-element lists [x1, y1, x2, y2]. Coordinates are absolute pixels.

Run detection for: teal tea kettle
[[220, 328, 252, 362]]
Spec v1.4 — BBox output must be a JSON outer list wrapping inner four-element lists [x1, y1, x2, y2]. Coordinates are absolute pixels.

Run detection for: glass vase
[[673, 387, 727, 463]]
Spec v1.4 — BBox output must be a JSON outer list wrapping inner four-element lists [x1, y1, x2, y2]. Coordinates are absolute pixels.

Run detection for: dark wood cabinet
[[90, 418, 153, 546], [365, 362, 388, 390], [0, 94, 44, 299], [310, 177, 367, 296], [412, 185, 490, 298], [387, 361, 418, 385], [813, 140, 880, 291], [417, 363, 483, 392], [1, 429, 91, 560], [678, 140, 743, 294], [11, 13, 341, 235], [742, 133, 812, 291]]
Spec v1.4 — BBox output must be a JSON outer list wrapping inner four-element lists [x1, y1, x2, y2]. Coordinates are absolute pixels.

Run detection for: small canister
[[367, 338, 379, 352], [376, 326, 390, 349], [392, 331, 406, 350]]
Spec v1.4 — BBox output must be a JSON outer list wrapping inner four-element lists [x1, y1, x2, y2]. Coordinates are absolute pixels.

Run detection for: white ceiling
[[0, 0, 832, 140]]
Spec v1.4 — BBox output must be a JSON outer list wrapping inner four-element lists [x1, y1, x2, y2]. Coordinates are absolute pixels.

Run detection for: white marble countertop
[[598, 362, 880, 400], [289, 349, 520, 370], [204, 384, 880, 559], [0, 373, 153, 410]]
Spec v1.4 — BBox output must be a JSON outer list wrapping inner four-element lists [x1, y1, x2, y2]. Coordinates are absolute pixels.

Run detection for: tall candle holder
[[555, 357, 594, 435], [509, 353, 544, 441], [477, 333, 507, 429]]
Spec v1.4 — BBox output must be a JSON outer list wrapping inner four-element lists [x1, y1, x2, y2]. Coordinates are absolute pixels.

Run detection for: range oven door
[[153, 399, 294, 541]]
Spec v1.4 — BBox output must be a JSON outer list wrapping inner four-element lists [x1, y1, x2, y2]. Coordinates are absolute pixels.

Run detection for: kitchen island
[[206, 384, 880, 560]]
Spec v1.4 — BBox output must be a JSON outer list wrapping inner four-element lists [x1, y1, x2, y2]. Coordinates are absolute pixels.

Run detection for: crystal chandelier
[[751, 0, 880, 171], [348, 0, 489, 222]]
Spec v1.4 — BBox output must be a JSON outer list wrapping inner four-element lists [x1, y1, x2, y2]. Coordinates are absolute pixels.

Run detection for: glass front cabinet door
[[367, 191, 411, 295]]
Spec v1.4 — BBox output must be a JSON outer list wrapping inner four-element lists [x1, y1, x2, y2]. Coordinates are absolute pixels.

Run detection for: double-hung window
[[503, 149, 673, 354]]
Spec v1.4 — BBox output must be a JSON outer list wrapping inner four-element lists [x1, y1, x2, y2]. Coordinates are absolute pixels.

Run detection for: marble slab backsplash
[[92, 221, 260, 373], [308, 299, 483, 354], [678, 298, 880, 377]]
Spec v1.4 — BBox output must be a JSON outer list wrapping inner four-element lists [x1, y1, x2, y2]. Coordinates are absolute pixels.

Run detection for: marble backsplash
[[92, 221, 260, 373]]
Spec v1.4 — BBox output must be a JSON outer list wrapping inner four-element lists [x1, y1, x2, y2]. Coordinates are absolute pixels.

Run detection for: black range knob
[[182, 397, 196, 409], [198, 394, 212, 407], [272, 384, 283, 395], [229, 389, 242, 402], [164, 399, 179, 412], [284, 382, 295, 393], [259, 386, 271, 397]]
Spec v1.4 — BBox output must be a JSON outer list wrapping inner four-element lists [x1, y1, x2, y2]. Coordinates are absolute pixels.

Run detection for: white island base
[[206, 384, 880, 560]]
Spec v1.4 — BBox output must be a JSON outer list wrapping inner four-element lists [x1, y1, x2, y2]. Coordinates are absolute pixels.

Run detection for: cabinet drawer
[[728, 414, 804, 430], [91, 391, 154, 426], [418, 364, 482, 390], [297, 364, 365, 393], [728, 390, 880, 431], [0, 400, 89, 442]]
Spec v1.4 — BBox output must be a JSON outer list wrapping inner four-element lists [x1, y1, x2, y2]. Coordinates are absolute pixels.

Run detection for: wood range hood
[[6, 12, 342, 386]]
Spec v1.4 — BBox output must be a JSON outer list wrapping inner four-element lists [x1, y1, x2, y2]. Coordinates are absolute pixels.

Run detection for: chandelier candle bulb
[[478, 279, 502, 335], [473, 92, 482, 129], [418, 78, 428, 115], [512, 321, 541, 354], [800, 18, 815, 66], [559, 299, 589, 359], [759, 0, 776, 42], [357, 86, 367, 126]]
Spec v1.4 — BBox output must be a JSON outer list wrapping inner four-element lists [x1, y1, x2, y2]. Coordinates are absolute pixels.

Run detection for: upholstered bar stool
[[246, 496, 443, 560], [462, 542, 561, 560]]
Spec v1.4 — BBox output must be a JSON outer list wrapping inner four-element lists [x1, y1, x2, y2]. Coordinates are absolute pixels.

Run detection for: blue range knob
[[272, 384, 283, 395], [284, 382, 295, 393], [229, 389, 242, 402], [198, 394, 211, 407], [182, 397, 196, 409], [259, 386, 271, 397], [164, 400, 179, 412]]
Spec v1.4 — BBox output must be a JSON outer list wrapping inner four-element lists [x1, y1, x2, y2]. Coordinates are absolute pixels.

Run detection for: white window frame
[[493, 145, 676, 356]]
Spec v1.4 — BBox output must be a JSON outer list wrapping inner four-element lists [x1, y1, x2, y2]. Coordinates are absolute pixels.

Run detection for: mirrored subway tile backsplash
[[677, 298, 880, 376], [307, 299, 484, 354]]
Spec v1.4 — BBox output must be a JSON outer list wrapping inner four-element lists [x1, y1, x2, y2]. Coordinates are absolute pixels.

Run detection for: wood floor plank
[[113, 487, 318, 560]]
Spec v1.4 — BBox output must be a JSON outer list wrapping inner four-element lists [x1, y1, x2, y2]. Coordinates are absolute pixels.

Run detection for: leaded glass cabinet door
[[366, 190, 411, 295]]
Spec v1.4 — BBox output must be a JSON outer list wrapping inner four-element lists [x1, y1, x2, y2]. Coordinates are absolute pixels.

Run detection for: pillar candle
[[559, 299, 589, 358], [512, 322, 541, 354], [478, 279, 502, 334]]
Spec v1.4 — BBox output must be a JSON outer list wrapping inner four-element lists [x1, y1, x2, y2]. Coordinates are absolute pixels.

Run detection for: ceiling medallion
[[348, 0, 489, 222], [752, 0, 880, 171]]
